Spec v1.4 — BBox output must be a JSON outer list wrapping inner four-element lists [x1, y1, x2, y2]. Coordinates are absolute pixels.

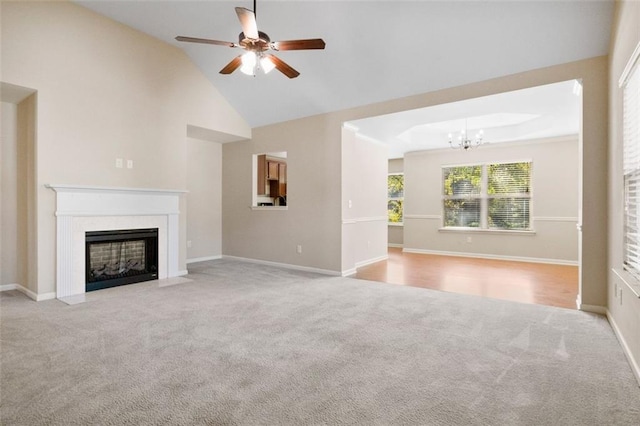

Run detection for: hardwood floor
[[355, 248, 579, 309]]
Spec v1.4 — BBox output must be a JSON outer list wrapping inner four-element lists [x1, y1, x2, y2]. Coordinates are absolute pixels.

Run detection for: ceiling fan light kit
[[175, 1, 325, 79]]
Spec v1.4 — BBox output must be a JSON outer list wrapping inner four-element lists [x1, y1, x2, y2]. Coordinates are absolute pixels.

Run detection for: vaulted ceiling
[[76, 1, 614, 129]]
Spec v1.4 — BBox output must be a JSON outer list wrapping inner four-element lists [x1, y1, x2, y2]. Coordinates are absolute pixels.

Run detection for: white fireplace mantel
[[46, 184, 188, 299]]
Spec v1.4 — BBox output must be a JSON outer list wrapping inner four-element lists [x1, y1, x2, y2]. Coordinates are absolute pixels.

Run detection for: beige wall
[[1, 1, 250, 296], [608, 0, 640, 381], [403, 137, 579, 263], [1, 102, 20, 285], [222, 114, 343, 272], [388, 158, 404, 247], [223, 57, 607, 299], [1, 97, 34, 292], [186, 137, 222, 262], [341, 130, 388, 274]]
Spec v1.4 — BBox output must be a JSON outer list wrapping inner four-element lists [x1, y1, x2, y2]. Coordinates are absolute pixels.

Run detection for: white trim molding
[[0, 283, 56, 301], [342, 268, 357, 277], [402, 248, 578, 266], [619, 40, 640, 87], [533, 216, 579, 222], [388, 243, 403, 248], [404, 214, 441, 220], [222, 255, 341, 277], [607, 310, 640, 385], [578, 304, 607, 315], [342, 216, 388, 225], [355, 255, 388, 269], [186, 255, 222, 264], [46, 184, 187, 300]]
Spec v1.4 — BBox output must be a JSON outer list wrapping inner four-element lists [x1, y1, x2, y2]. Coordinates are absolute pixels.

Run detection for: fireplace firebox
[[85, 228, 158, 292]]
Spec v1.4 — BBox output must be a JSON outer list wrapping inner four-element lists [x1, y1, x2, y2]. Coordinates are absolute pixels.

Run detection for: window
[[622, 54, 640, 278], [443, 161, 532, 230], [388, 174, 404, 224]]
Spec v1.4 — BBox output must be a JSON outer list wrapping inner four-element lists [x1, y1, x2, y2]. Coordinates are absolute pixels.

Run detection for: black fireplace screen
[[85, 228, 158, 292]]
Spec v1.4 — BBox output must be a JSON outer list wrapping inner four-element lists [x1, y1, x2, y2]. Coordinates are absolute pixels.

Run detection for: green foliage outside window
[[388, 174, 404, 223], [443, 166, 482, 196], [443, 166, 482, 227], [442, 162, 531, 230], [388, 200, 403, 223], [487, 162, 531, 229]]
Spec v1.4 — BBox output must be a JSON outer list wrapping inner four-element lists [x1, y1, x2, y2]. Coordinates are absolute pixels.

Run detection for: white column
[[56, 215, 74, 298], [167, 213, 179, 278]]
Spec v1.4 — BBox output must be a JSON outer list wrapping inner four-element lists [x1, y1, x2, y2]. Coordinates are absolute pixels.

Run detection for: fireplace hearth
[[85, 228, 158, 292]]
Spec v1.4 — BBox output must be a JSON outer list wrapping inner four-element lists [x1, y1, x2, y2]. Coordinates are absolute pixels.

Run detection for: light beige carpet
[[1, 258, 639, 425]]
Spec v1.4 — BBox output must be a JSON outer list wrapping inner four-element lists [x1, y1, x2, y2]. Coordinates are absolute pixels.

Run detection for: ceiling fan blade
[[266, 54, 300, 79], [272, 39, 326, 51], [219, 56, 243, 74], [235, 7, 259, 40], [175, 36, 236, 48]]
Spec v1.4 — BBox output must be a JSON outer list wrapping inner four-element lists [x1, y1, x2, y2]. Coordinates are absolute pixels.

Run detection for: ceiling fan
[[175, 0, 325, 79]]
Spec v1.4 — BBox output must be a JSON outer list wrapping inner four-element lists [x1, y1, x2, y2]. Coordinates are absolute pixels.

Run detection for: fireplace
[[85, 228, 159, 292]]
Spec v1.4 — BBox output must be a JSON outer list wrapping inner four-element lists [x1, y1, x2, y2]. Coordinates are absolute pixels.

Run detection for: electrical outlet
[[127, 160, 133, 169], [348, 200, 352, 209], [296, 245, 302, 254], [466, 236, 472, 243], [115, 158, 123, 168], [187, 240, 192, 248]]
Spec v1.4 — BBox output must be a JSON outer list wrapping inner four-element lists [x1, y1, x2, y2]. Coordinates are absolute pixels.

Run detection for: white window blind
[[488, 162, 531, 230], [443, 165, 482, 228], [443, 162, 531, 230], [623, 57, 640, 278]]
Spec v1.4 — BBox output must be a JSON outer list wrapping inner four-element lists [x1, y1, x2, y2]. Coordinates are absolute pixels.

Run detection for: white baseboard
[[355, 255, 388, 269], [402, 248, 578, 266], [222, 255, 341, 276], [579, 303, 607, 315], [607, 310, 640, 386], [176, 270, 189, 277], [0, 284, 19, 292], [0, 283, 55, 301], [388, 243, 403, 248], [341, 268, 357, 277], [186, 255, 222, 264]]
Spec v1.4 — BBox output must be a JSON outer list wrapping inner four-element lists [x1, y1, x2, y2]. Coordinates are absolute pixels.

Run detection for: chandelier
[[448, 120, 484, 150]]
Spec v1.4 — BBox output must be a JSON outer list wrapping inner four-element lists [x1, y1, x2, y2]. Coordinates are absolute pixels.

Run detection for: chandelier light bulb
[[448, 119, 485, 151]]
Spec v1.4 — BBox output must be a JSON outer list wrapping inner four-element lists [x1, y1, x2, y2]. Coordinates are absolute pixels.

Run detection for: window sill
[[438, 227, 536, 236], [250, 206, 288, 211], [388, 223, 404, 227], [612, 268, 640, 298]]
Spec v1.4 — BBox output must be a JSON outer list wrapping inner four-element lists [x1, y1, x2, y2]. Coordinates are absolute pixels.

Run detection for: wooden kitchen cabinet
[[267, 161, 279, 180], [257, 154, 287, 196], [270, 162, 287, 197]]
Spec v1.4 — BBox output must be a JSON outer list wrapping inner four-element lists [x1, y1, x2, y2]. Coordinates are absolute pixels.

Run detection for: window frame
[[441, 160, 533, 232], [621, 45, 640, 282], [387, 173, 404, 226]]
